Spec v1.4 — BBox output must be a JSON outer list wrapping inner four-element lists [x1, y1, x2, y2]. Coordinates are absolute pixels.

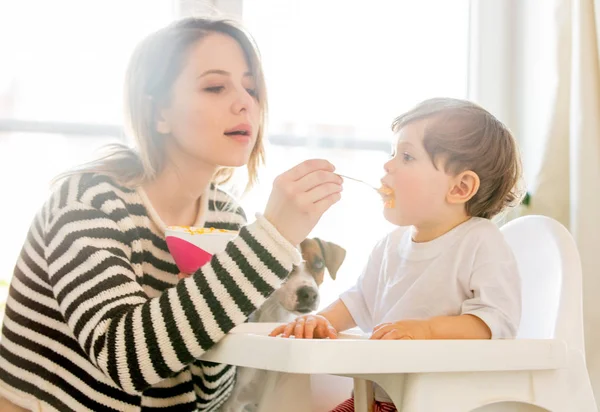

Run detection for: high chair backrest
[[500, 215, 585, 354]]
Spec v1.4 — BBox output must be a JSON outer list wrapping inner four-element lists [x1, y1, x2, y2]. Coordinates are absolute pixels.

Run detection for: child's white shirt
[[339, 217, 521, 403], [340, 217, 522, 339]]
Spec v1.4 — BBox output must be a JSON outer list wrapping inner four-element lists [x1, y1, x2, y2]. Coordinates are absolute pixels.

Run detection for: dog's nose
[[296, 286, 318, 307]]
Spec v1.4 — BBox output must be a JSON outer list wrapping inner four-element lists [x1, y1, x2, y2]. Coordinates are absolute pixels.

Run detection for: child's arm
[[428, 314, 491, 339], [370, 314, 491, 340], [269, 299, 357, 338], [319, 298, 358, 332]]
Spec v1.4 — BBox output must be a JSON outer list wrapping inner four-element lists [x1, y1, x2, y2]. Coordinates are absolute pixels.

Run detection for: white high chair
[[348, 214, 597, 411], [201, 215, 597, 412]]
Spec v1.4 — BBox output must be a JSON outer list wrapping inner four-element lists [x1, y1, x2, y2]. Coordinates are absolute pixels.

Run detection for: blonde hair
[[392, 98, 524, 219], [55, 17, 267, 191]]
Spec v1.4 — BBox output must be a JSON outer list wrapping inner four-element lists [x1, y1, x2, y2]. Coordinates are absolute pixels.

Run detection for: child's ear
[[447, 170, 480, 205]]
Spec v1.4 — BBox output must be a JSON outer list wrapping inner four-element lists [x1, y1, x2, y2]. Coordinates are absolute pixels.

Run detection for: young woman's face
[[157, 32, 260, 169]]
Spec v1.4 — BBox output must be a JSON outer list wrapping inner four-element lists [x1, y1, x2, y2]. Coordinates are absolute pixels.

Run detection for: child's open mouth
[[378, 185, 395, 208]]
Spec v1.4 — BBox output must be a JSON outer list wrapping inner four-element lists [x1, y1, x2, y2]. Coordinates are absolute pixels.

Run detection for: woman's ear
[[149, 96, 171, 135], [447, 170, 480, 205], [156, 108, 171, 135]]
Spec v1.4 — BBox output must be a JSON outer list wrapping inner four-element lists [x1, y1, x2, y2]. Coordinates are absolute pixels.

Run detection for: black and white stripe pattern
[[0, 173, 299, 411]]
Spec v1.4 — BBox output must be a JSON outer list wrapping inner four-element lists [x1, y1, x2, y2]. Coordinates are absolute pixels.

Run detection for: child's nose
[[384, 159, 393, 172]]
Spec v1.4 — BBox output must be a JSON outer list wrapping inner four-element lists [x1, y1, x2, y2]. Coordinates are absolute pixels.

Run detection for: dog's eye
[[312, 258, 325, 270]]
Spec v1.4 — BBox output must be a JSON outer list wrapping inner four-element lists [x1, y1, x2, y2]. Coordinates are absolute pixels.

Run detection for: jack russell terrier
[[221, 237, 347, 412]]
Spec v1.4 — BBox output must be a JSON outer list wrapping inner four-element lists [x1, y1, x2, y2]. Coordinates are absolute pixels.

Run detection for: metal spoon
[[336, 174, 381, 193]]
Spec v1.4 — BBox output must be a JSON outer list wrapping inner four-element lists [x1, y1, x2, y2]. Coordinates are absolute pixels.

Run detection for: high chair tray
[[200, 322, 567, 374]]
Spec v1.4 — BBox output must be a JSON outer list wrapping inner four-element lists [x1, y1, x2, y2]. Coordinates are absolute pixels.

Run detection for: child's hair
[[392, 97, 523, 219], [54, 17, 267, 191]]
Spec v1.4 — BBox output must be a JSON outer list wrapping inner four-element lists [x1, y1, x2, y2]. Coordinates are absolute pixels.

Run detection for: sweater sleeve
[[43, 201, 300, 395]]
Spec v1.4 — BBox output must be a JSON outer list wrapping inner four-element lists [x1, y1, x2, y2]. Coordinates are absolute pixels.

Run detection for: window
[[0, 0, 176, 312], [0, 0, 471, 312], [243, 0, 470, 146], [0, 0, 175, 124]]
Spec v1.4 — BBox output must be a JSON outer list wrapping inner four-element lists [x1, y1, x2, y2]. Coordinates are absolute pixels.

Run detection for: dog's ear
[[315, 238, 346, 280]]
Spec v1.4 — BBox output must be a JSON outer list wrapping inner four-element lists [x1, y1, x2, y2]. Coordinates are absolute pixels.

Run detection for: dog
[[221, 237, 346, 412]]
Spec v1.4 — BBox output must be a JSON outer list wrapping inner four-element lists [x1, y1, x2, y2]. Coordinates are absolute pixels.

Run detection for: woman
[[0, 17, 343, 411]]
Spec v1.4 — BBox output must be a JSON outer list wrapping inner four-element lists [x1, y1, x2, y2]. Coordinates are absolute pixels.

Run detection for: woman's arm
[[45, 201, 298, 395], [45, 159, 342, 395]]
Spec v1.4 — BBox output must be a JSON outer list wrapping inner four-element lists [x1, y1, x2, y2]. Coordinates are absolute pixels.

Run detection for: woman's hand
[[263, 159, 343, 246], [269, 314, 338, 339]]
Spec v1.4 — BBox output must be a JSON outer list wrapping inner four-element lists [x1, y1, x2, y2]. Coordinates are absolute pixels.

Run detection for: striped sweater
[[0, 173, 300, 411]]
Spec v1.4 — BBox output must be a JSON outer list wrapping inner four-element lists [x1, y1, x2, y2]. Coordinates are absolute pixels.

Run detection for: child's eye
[[204, 86, 224, 93], [402, 152, 414, 162]]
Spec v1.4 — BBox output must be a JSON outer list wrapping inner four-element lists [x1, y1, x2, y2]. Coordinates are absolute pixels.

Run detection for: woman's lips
[[224, 123, 253, 144], [226, 133, 252, 144]]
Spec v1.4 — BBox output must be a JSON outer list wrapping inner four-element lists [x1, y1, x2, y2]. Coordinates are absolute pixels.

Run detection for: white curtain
[[518, 0, 600, 403]]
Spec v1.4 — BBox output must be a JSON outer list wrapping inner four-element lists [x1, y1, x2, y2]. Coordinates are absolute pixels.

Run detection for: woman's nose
[[231, 87, 255, 114]]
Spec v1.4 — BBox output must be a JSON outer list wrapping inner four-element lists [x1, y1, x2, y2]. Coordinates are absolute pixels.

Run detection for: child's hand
[[369, 319, 432, 340], [269, 315, 338, 339]]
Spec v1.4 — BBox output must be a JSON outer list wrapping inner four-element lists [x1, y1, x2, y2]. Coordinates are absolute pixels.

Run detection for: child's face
[[381, 120, 454, 227]]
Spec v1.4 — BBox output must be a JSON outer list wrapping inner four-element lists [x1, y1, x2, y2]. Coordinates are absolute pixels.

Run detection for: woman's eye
[[204, 86, 224, 93], [246, 88, 257, 97]]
